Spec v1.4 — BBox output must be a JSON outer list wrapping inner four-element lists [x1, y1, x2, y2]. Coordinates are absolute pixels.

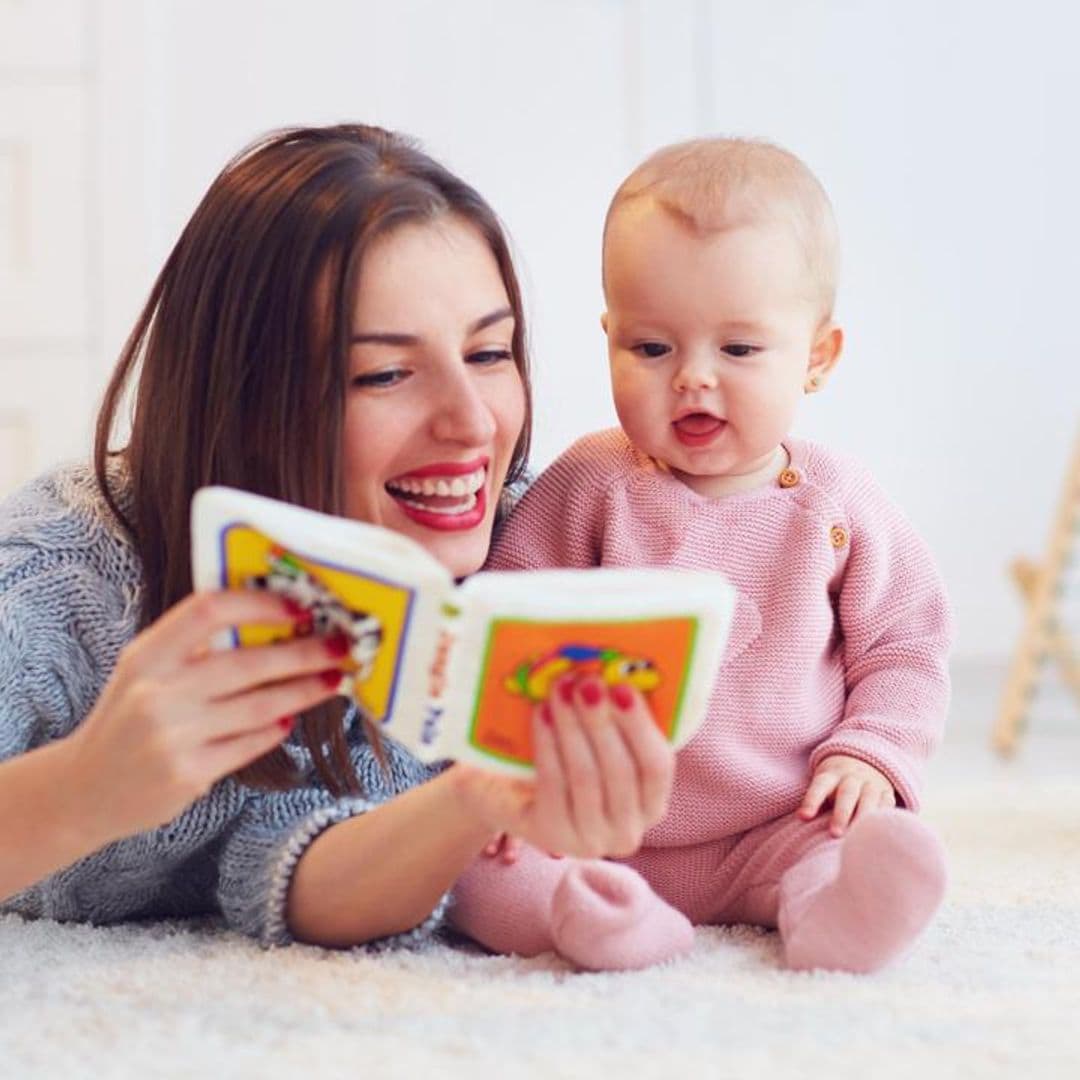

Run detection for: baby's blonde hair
[[604, 137, 840, 318]]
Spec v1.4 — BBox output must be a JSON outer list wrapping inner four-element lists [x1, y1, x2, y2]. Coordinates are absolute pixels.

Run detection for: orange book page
[[466, 616, 699, 767]]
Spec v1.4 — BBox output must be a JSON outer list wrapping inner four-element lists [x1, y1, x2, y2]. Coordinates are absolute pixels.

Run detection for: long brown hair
[[94, 124, 532, 795]]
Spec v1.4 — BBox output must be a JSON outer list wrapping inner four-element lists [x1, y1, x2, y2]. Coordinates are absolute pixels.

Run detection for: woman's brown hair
[[94, 124, 532, 795]]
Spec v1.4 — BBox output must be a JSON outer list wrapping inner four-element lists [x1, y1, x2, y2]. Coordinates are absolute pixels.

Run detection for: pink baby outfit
[[451, 429, 952, 971]]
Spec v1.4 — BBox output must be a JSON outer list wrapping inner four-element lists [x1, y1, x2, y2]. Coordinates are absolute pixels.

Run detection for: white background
[[2, 0, 1077, 665]]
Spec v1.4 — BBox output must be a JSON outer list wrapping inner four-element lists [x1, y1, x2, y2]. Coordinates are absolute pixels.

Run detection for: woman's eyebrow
[[469, 306, 514, 334], [351, 306, 514, 346]]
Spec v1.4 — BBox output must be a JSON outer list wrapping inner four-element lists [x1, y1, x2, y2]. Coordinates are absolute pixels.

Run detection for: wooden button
[[778, 467, 800, 489], [830, 525, 848, 549]]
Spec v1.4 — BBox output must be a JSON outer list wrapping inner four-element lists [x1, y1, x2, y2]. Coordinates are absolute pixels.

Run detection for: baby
[[449, 137, 951, 973]]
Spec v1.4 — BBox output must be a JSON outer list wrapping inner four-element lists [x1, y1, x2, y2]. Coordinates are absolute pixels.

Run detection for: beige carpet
[[2, 770, 1079, 1079]]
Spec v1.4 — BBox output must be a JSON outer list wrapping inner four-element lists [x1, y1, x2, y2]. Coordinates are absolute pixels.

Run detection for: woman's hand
[[63, 590, 347, 841], [451, 673, 674, 860]]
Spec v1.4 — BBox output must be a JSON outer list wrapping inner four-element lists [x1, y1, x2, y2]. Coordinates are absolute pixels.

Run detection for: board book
[[191, 486, 735, 775]]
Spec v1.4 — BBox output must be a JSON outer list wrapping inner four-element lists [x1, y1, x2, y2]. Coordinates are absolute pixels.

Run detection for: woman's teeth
[[386, 467, 485, 513]]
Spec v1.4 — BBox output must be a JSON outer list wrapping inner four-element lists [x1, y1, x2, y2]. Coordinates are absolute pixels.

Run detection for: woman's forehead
[[352, 217, 509, 331]]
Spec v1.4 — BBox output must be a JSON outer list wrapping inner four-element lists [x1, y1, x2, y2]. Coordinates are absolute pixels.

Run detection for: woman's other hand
[[451, 674, 674, 860]]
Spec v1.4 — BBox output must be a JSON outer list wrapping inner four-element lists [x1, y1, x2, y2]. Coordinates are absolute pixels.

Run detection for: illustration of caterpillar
[[503, 644, 660, 702]]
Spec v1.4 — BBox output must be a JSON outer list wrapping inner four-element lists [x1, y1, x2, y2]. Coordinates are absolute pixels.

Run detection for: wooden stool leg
[[994, 429, 1080, 754], [1011, 560, 1080, 708]]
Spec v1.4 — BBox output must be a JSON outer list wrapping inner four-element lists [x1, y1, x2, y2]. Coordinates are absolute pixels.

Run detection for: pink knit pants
[[451, 810, 947, 973]]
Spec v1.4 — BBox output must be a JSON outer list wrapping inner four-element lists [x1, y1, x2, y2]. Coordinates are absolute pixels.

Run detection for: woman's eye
[[467, 348, 513, 366], [632, 342, 670, 359], [724, 344, 757, 358], [351, 368, 408, 389]]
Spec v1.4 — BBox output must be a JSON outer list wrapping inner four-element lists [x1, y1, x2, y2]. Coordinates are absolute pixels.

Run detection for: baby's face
[[603, 201, 830, 498]]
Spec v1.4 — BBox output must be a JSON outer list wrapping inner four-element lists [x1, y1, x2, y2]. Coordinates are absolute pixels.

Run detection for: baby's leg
[[450, 845, 693, 971], [779, 809, 947, 973]]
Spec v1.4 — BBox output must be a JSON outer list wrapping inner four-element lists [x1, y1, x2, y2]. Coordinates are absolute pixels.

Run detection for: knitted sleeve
[[216, 735, 450, 947], [808, 463, 953, 811], [0, 551, 127, 762], [486, 429, 622, 571]]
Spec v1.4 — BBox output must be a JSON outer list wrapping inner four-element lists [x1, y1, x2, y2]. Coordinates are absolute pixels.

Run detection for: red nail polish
[[319, 668, 343, 690], [277, 716, 295, 731], [540, 702, 553, 726], [580, 680, 603, 706], [557, 678, 576, 706], [610, 683, 634, 710], [324, 633, 350, 658]]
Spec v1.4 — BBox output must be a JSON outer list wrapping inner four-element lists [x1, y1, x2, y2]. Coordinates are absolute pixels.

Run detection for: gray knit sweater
[[0, 462, 448, 946]]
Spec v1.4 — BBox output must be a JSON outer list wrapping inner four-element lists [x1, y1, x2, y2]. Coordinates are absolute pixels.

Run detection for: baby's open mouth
[[385, 465, 486, 516], [673, 413, 724, 436], [672, 412, 725, 447]]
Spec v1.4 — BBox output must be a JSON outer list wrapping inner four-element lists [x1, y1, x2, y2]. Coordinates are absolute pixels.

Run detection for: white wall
[[4, 0, 1078, 663]]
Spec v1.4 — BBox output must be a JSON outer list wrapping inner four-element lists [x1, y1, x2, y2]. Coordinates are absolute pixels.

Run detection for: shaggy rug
[[2, 769, 1078, 1080]]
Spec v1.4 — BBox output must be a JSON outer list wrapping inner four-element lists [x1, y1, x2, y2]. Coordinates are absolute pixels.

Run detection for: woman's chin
[[415, 531, 489, 579], [383, 490, 493, 577]]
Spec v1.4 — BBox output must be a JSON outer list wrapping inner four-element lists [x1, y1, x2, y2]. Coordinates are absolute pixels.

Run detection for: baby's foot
[[551, 861, 694, 971], [780, 809, 947, 973]]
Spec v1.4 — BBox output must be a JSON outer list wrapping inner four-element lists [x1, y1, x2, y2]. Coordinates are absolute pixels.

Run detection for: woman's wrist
[[442, 761, 524, 840], [0, 737, 121, 904], [52, 730, 129, 851]]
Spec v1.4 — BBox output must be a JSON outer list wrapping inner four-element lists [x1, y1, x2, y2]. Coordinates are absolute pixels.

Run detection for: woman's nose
[[431, 371, 496, 446]]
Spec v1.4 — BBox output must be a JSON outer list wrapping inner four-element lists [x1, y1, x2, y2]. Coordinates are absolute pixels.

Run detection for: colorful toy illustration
[[503, 644, 661, 702], [245, 545, 383, 689]]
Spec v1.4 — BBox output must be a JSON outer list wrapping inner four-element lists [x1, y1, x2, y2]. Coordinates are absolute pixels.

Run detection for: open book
[[192, 486, 735, 775]]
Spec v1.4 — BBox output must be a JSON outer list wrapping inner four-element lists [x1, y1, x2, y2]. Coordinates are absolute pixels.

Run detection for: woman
[[0, 125, 673, 949]]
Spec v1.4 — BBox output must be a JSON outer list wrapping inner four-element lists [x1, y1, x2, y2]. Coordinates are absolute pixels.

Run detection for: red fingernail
[[294, 616, 314, 637], [580, 680, 603, 706], [557, 678, 576, 705], [282, 598, 306, 618], [324, 633, 350, 658], [610, 683, 633, 709], [540, 702, 553, 726], [277, 715, 295, 731], [319, 668, 343, 690]]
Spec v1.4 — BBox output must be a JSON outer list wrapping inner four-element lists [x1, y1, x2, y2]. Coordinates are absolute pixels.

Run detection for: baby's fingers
[[499, 836, 524, 864], [482, 833, 524, 864], [828, 777, 864, 837], [798, 770, 838, 821]]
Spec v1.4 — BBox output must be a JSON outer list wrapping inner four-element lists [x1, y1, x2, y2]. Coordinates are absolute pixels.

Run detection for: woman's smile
[[384, 458, 489, 530]]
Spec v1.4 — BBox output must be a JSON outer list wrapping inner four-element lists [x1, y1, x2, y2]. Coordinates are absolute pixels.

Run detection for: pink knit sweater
[[487, 429, 952, 848]]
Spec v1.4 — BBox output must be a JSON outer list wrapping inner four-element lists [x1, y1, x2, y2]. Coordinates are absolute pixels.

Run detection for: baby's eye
[[632, 342, 670, 359], [467, 348, 513, 366], [723, 344, 758, 358], [351, 368, 408, 389]]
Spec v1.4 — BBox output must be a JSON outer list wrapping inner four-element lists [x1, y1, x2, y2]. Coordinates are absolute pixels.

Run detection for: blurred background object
[[994, 428, 1079, 752], [2, 0, 1077, 680]]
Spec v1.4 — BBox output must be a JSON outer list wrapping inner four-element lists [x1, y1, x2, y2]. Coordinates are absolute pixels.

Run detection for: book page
[[439, 569, 735, 774], [191, 486, 450, 733]]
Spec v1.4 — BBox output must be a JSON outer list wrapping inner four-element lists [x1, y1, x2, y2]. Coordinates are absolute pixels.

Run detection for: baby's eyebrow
[[351, 306, 513, 346], [718, 320, 770, 335]]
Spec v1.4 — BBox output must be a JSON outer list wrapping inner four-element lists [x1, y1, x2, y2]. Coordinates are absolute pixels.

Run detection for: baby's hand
[[797, 755, 897, 837], [482, 832, 524, 864]]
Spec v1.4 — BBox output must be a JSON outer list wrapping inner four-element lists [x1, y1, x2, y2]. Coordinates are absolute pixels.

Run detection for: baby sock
[[778, 809, 947, 973], [451, 848, 694, 971]]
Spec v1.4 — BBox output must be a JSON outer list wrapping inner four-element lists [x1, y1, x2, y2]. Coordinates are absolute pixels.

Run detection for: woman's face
[[342, 215, 526, 577]]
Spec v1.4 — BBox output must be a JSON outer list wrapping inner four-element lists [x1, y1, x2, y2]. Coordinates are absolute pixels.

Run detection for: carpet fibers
[[2, 772, 1078, 1079]]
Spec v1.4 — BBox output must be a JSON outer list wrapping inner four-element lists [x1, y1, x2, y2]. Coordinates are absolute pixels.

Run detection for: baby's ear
[[806, 321, 843, 391], [600, 312, 609, 335]]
